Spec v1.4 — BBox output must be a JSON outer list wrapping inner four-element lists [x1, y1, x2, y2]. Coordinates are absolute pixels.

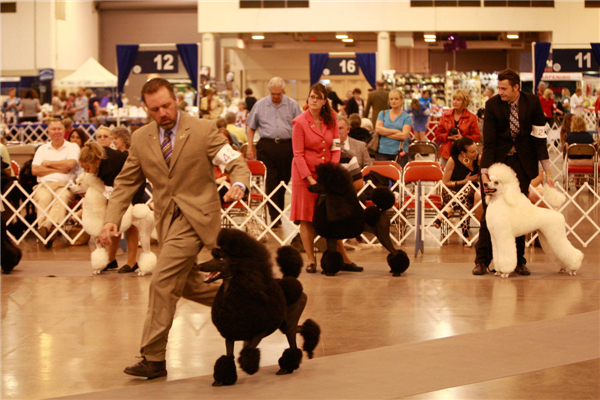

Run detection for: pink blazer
[[292, 110, 341, 180]]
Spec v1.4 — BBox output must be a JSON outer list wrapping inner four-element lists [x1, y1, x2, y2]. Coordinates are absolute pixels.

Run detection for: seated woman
[[433, 136, 482, 247], [78, 142, 146, 273], [565, 115, 595, 161], [215, 128, 243, 201]]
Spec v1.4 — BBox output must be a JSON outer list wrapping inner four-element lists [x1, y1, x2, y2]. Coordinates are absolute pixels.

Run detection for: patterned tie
[[510, 101, 520, 140], [161, 131, 172, 167]]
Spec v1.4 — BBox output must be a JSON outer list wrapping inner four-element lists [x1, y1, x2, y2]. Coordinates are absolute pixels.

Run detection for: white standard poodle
[[484, 163, 583, 278], [71, 173, 157, 276]]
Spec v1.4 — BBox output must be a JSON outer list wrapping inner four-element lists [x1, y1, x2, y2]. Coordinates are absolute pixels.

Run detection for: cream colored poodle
[[71, 173, 156, 276], [484, 163, 583, 278]]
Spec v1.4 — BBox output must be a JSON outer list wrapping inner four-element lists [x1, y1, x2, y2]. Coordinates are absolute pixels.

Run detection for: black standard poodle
[[199, 228, 321, 386], [1, 161, 22, 274], [309, 162, 410, 276]]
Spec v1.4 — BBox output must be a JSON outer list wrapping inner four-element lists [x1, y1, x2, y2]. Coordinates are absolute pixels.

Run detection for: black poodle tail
[[276, 246, 303, 278], [299, 319, 321, 359]]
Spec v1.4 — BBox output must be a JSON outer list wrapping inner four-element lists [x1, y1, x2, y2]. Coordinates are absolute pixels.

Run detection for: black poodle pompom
[[371, 187, 396, 211], [388, 250, 410, 276], [278, 277, 303, 305], [239, 347, 261, 375], [213, 355, 237, 386], [363, 206, 382, 227], [300, 319, 321, 359], [278, 348, 303, 373], [276, 246, 303, 278], [321, 250, 343, 276]]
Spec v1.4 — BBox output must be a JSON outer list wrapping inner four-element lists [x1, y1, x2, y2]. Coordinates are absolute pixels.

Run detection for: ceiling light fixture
[[336, 32, 349, 39], [251, 33, 265, 40], [424, 33, 436, 39], [424, 37, 436, 43], [507, 32, 519, 39], [342, 38, 354, 43]]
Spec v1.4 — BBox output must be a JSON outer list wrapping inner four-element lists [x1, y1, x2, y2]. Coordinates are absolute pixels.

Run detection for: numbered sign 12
[[551, 49, 599, 73], [132, 51, 179, 74], [322, 57, 360, 76]]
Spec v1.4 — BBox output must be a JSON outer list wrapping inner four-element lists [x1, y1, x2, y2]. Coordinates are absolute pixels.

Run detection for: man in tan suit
[[99, 78, 250, 379], [363, 79, 389, 128]]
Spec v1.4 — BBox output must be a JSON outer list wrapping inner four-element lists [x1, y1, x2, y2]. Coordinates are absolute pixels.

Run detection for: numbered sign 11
[[132, 51, 179, 75], [322, 57, 360, 76], [551, 49, 599, 73]]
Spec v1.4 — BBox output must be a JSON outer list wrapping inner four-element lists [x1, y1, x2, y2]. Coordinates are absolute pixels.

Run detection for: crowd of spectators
[[2, 75, 599, 264]]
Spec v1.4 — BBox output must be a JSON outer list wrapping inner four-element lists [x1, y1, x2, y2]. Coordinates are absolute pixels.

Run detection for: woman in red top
[[595, 88, 600, 116], [540, 88, 563, 126], [434, 89, 480, 168], [291, 83, 341, 272]]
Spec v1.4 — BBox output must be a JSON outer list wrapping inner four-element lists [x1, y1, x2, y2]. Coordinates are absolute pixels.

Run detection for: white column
[[202, 33, 216, 79], [377, 31, 391, 81]]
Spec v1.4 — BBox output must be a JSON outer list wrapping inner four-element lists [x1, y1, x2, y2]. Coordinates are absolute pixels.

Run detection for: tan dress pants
[[140, 212, 220, 361], [33, 181, 75, 229]]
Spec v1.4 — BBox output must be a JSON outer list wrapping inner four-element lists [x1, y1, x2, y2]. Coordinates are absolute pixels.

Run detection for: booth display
[[56, 58, 117, 88]]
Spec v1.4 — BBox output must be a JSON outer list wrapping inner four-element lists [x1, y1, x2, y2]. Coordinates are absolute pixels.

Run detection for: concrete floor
[[2, 223, 599, 400]]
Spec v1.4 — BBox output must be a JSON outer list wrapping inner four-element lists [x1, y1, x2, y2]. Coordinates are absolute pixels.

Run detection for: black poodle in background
[[309, 162, 410, 276], [1, 161, 22, 274], [199, 228, 321, 386]]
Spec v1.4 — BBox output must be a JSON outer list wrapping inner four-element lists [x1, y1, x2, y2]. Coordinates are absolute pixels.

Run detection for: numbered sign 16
[[551, 49, 599, 73], [322, 57, 360, 76], [132, 51, 179, 74]]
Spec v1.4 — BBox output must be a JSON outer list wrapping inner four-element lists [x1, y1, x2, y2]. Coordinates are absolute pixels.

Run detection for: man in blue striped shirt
[[245, 77, 302, 227]]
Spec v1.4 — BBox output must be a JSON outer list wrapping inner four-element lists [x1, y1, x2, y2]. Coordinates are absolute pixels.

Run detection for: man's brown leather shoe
[[124, 357, 167, 379], [472, 263, 487, 275], [514, 264, 531, 276]]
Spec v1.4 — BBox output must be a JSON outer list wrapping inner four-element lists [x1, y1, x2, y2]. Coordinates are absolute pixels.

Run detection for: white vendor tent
[[56, 58, 117, 87]]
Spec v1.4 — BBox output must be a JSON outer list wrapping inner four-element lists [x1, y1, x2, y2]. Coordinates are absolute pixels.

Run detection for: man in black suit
[[473, 69, 555, 276], [326, 83, 345, 113]]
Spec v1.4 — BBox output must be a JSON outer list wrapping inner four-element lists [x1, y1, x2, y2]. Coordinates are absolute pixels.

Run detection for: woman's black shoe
[[103, 259, 118, 272], [306, 263, 317, 273], [118, 263, 139, 273]]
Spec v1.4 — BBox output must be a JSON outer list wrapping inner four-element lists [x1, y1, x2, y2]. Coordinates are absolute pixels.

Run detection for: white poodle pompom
[[91, 247, 109, 275], [543, 185, 566, 209], [137, 252, 156, 276]]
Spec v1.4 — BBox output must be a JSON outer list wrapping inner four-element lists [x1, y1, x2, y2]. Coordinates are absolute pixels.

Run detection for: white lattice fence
[[422, 181, 481, 247], [6, 123, 100, 144], [2, 179, 598, 249]]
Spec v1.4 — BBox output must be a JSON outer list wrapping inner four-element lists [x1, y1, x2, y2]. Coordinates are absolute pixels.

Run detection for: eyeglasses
[[309, 95, 324, 101]]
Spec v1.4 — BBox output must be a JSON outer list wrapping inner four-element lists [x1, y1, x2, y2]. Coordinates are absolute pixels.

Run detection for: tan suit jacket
[[105, 112, 250, 247], [347, 137, 372, 169], [363, 88, 389, 127]]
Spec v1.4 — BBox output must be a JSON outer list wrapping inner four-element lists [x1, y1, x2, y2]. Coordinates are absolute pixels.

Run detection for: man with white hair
[[246, 77, 302, 227], [338, 115, 372, 170]]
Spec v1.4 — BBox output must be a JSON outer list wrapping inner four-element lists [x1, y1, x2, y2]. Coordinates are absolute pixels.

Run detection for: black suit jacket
[[481, 91, 548, 179]]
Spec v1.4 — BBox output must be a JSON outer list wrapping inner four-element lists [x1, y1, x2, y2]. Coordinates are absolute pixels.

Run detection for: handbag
[[367, 132, 379, 156]]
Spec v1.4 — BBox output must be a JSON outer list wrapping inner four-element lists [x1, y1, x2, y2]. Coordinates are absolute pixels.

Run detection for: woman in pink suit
[[291, 83, 341, 272]]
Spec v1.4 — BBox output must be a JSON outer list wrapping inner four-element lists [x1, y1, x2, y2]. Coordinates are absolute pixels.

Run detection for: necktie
[[509, 101, 519, 140], [161, 131, 172, 167]]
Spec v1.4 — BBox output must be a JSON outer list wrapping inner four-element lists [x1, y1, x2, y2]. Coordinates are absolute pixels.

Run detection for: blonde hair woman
[[434, 89, 480, 167], [79, 142, 146, 273], [375, 89, 413, 167]]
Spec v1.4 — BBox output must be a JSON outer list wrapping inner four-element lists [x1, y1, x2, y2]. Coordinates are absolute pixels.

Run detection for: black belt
[[260, 137, 291, 143]]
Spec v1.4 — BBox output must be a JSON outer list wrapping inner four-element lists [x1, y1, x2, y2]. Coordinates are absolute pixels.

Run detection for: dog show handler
[[99, 78, 250, 379], [474, 68, 555, 276]]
